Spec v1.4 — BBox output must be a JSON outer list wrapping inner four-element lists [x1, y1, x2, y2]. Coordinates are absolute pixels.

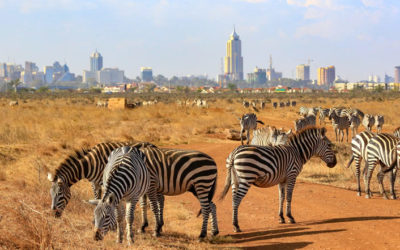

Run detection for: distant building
[[317, 66, 335, 86], [368, 74, 380, 83], [247, 67, 267, 85], [266, 55, 282, 81], [384, 74, 394, 83], [395, 66, 400, 83], [141, 67, 153, 82], [296, 64, 310, 81], [44, 66, 54, 84], [97, 68, 124, 85], [224, 27, 244, 81], [90, 50, 103, 72]]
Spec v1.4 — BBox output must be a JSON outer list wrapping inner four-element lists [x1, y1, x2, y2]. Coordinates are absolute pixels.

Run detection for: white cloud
[[361, 0, 383, 8], [240, 0, 269, 3], [286, 0, 345, 10]]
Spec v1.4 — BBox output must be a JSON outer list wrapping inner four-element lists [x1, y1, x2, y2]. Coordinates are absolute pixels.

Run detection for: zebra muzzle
[[94, 229, 104, 241]]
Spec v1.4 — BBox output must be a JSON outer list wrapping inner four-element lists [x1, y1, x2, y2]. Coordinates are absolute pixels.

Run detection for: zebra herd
[[272, 100, 296, 109], [176, 98, 208, 108]]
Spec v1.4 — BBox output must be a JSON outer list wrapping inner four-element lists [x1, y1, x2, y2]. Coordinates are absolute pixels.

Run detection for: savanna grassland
[[1, 92, 400, 249]]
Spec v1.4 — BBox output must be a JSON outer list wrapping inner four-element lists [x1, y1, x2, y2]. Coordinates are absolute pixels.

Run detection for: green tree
[[227, 83, 237, 91]]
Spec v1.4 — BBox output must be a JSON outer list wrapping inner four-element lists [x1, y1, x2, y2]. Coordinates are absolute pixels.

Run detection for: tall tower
[[224, 27, 243, 81], [90, 50, 103, 72], [395, 66, 400, 83], [296, 64, 310, 81]]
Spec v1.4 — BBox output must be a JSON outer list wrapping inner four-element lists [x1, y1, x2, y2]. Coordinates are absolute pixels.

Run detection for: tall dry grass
[[1, 94, 400, 248]]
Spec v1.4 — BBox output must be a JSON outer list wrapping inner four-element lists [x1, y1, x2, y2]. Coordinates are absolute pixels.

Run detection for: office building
[[141, 67, 153, 82], [224, 27, 244, 81], [395, 66, 400, 83], [247, 67, 267, 85], [296, 64, 310, 81], [90, 50, 103, 72], [317, 66, 335, 86]]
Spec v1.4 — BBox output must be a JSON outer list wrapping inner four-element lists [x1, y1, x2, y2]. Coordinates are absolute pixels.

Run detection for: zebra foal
[[375, 115, 384, 133], [329, 110, 350, 142], [88, 146, 149, 244], [362, 114, 375, 131], [220, 127, 337, 232], [238, 113, 264, 145]]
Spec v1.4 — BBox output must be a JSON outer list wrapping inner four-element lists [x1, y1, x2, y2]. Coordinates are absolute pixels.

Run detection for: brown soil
[[167, 142, 400, 249]]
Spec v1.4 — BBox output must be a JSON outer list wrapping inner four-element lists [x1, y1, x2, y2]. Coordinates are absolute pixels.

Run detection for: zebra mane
[[288, 126, 324, 144], [54, 147, 91, 180]]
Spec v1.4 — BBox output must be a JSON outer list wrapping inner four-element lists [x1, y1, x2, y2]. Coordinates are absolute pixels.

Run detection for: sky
[[0, 0, 399, 81]]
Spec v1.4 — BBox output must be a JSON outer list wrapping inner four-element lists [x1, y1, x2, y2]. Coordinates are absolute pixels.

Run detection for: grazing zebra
[[375, 115, 384, 133], [139, 147, 219, 239], [394, 127, 400, 138], [362, 114, 375, 131], [279, 102, 285, 108], [299, 107, 317, 117], [89, 146, 149, 244], [318, 107, 330, 125], [220, 127, 336, 232], [260, 101, 266, 109], [47, 141, 156, 218], [286, 101, 290, 107], [348, 113, 361, 138], [9, 100, 18, 106], [346, 131, 375, 196], [251, 126, 292, 146], [291, 101, 297, 107], [365, 133, 398, 199], [273, 102, 278, 109], [294, 114, 316, 132], [239, 113, 265, 145], [329, 111, 350, 142], [243, 101, 250, 108]]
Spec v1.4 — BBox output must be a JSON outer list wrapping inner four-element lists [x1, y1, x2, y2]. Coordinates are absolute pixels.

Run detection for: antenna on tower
[[269, 55, 273, 70]]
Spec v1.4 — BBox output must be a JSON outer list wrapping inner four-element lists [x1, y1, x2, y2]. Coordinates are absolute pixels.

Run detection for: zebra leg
[[126, 198, 139, 245], [390, 168, 397, 199], [355, 156, 362, 196], [286, 178, 297, 223], [240, 129, 244, 145], [209, 201, 219, 236], [278, 182, 286, 223], [232, 183, 250, 232], [157, 193, 165, 231], [147, 192, 162, 237], [138, 195, 148, 233], [247, 130, 250, 145], [346, 128, 349, 142], [364, 161, 374, 199], [91, 182, 102, 199], [198, 198, 211, 240], [376, 169, 388, 199], [116, 202, 126, 243]]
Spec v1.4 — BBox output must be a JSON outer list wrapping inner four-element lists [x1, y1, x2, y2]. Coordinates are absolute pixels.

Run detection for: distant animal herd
[[42, 99, 400, 245]]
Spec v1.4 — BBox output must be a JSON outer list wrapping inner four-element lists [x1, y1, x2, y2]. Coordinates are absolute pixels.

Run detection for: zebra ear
[[47, 172, 54, 182], [106, 193, 116, 205]]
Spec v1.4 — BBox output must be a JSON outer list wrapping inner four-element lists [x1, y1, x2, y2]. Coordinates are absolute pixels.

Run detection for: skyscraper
[[317, 66, 335, 86], [90, 50, 103, 72], [395, 66, 400, 83], [224, 27, 243, 81], [141, 67, 153, 82], [296, 64, 310, 81]]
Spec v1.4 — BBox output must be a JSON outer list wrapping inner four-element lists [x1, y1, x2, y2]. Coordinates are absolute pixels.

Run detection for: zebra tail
[[256, 120, 265, 125], [383, 160, 397, 173], [346, 155, 354, 168], [196, 175, 217, 217], [219, 154, 239, 201]]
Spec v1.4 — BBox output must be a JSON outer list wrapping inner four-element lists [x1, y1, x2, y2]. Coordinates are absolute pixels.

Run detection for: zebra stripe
[[318, 107, 330, 125], [219, 127, 337, 232], [362, 114, 375, 131], [348, 113, 361, 138], [91, 146, 149, 244], [299, 107, 318, 117], [294, 114, 316, 132], [346, 131, 375, 196], [329, 111, 350, 142], [139, 147, 219, 239], [375, 115, 384, 133], [251, 127, 292, 146], [239, 113, 264, 145], [47, 141, 156, 218], [394, 127, 400, 139], [365, 133, 398, 199]]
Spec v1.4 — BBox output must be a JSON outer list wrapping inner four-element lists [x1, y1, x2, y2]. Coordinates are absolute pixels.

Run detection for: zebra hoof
[[357, 192, 361, 196], [365, 195, 371, 199], [212, 230, 219, 236], [233, 226, 242, 233], [153, 231, 161, 237], [392, 195, 397, 200]]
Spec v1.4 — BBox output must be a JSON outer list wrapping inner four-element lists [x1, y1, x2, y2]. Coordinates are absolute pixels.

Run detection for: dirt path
[[166, 142, 400, 249]]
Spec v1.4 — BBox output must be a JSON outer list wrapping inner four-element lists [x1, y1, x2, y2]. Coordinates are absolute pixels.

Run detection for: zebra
[[291, 101, 297, 107], [279, 102, 285, 108], [364, 133, 398, 199], [299, 107, 317, 117], [362, 114, 375, 131], [394, 127, 400, 138], [138, 147, 219, 239], [346, 131, 375, 196], [96, 100, 108, 107], [375, 115, 384, 133], [273, 102, 278, 109], [219, 127, 336, 232], [294, 114, 316, 132], [47, 141, 156, 218], [88, 146, 149, 244], [9, 100, 18, 106], [286, 101, 290, 107], [317, 107, 329, 125], [238, 113, 265, 145], [250, 126, 292, 146], [348, 113, 361, 138], [329, 110, 350, 142], [260, 101, 266, 110], [243, 101, 250, 108]]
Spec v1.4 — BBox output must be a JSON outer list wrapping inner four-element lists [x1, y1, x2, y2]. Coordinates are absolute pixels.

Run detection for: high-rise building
[[90, 50, 103, 72], [317, 66, 335, 86], [395, 66, 400, 83], [296, 64, 310, 81], [44, 66, 54, 84], [266, 55, 282, 81], [247, 67, 267, 85], [141, 67, 153, 82], [97, 68, 124, 85], [224, 27, 243, 81]]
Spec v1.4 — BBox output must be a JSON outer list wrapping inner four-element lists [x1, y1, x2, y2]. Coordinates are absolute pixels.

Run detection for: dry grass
[[1, 94, 400, 248]]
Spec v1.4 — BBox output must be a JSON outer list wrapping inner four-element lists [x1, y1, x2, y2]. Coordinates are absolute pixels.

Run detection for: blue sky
[[0, 0, 399, 81]]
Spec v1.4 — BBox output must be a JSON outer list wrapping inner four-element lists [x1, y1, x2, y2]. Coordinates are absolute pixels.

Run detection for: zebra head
[[48, 173, 71, 218], [89, 193, 118, 241], [314, 128, 337, 168]]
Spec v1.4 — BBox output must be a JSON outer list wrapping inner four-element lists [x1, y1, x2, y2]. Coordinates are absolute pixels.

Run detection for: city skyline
[[0, 0, 399, 81]]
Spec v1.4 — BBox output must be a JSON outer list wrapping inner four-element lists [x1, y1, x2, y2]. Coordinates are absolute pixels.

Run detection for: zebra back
[[366, 133, 398, 169]]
